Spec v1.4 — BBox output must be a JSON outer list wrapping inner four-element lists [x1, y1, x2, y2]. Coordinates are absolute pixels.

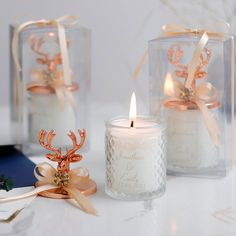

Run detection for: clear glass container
[[105, 116, 166, 200], [10, 23, 91, 155], [148, 33, 234, 177]]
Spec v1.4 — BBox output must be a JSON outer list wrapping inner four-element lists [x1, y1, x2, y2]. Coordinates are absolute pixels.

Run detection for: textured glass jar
[[105, 116, 166, 200], [10, 23, 91, 155], [149, 33, 234, 177]]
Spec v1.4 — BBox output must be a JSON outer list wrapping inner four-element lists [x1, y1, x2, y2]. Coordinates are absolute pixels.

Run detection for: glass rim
[[105, 115, 165, 130]]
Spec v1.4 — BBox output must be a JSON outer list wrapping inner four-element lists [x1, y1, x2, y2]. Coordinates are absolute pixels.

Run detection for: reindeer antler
[[30, 36, 48, 57], [167, 46, 188, 79], [167, 45, 211, 80], [39, 129, 62, 161], [66, 129, 86, 162], [167, 46, 187, 70], [195, 47, 211, 79]]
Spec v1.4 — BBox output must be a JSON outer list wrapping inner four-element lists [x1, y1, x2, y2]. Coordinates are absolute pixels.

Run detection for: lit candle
[[105, 92, 166, 200], [163, 74, 220, 170]]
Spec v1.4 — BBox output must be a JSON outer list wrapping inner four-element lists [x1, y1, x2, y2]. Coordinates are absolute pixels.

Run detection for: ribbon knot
[[179, 87, 194, 101], [162, 23, 230, 38], [54, 172, 70, 187], [47, 19, 57, 25]]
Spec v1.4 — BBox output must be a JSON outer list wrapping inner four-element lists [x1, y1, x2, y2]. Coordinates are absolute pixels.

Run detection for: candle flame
[[129, 92, 136, 122], [48, 32, 55, 37], [164, 73, 175, 96]]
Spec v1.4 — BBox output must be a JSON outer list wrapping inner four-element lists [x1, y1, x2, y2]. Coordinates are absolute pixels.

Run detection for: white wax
[[165, 108, 220, 169], [105, 117, 166, 197], [28, 93, 77, 147]]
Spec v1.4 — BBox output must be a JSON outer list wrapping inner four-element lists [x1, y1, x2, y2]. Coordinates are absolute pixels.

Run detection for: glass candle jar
[[105, 116, 166, 200]]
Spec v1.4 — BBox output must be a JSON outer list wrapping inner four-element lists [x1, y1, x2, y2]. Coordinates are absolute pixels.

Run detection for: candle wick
[[130, 120, 134, 128]]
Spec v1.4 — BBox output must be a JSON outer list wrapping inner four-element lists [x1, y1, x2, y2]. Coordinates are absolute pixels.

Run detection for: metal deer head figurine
[[39, 129, 86, 174], [167, 45, 211, 83]]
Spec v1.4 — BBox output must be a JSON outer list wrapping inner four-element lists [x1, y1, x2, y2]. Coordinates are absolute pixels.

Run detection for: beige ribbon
[[0, 162, 97, 215], [162, 23, 229, 38], [12, 16, 78, 112]]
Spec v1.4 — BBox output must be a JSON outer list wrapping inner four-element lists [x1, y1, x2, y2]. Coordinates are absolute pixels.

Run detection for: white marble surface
[[1, 102, 236, 236]]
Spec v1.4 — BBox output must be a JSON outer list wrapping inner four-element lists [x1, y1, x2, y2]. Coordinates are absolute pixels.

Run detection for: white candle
[[165, 107, 220, 170], [162, 73, 221, 172], [105, 93, 166, 200], [27, 89, 77, 148]]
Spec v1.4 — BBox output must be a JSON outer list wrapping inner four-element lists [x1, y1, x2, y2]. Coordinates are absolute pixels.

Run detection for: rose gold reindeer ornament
[[36, 129, 97, 199], [39, 129, 85, 174]]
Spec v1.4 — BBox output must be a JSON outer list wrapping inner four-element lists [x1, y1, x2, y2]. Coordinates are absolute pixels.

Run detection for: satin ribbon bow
[[12, 15, 78, 110], [0, 162, 97, 215]]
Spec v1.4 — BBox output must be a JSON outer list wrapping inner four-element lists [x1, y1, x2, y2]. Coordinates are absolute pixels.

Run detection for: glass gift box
[[148, 31, 234, 177], [9, 22, 91, 155]]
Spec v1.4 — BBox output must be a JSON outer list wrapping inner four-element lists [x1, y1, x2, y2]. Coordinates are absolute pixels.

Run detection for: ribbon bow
[[0, 162, 97, 215]]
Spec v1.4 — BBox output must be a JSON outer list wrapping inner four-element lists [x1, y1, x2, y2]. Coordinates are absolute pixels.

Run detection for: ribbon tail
[[132, 49, 148, 80], [64, 89, 77, 111], [54, 86, 66, 109], [0, 184, 58, 203], [64, 187, 97, 215], [195, 98, 221, 145], [57, 22, 72, 86], [185, 32, 209, 89]]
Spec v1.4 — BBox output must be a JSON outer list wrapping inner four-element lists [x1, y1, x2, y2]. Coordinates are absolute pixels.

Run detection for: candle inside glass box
[[163, 73, 220, 169], [148, 31, 234, 177], [10, 23, 91, 155], [26, 33, 79, 149], [105, 93, 166, 200]]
